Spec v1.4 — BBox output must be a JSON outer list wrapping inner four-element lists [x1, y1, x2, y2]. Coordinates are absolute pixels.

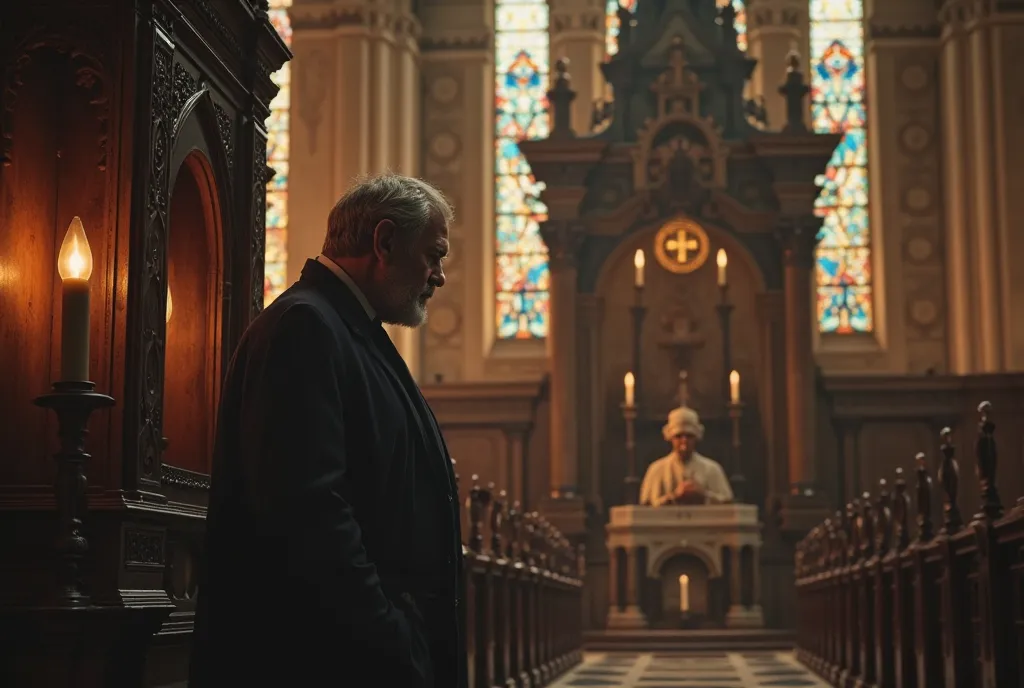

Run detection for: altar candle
[[717, 248, 727, 287], [634, 249, 645, 288], [730, 370, 740, 404], [679, 574, 690, 612], [624, 372, 635, 407], [57, 217, 94, 382], [166, 285, 173, 324]]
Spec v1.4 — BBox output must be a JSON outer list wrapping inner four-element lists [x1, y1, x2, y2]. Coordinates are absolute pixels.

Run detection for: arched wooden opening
[[163, 150, 223, 475]]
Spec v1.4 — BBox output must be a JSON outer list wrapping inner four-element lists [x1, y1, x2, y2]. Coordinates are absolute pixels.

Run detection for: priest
[[639, 407, 733, 506]]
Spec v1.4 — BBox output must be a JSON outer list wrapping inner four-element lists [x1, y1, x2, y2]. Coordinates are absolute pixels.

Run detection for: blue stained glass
[[495, 0, 550, 338], [810, 0, 872, 334]]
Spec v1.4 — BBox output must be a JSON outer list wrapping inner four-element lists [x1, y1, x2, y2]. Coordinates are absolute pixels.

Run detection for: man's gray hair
[[322, 173, 454, 257]]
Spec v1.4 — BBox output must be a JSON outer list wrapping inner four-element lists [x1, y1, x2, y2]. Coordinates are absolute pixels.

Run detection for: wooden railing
[[794, 402, 1024, 688], [456, 466, 584, 688]]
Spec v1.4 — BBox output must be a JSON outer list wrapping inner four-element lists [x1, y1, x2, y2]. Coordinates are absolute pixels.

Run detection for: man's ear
[[371, 219, 398, 261]]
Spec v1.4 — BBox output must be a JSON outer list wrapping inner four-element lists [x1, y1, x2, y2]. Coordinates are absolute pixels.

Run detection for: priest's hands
[[669, 480, 705, 504]]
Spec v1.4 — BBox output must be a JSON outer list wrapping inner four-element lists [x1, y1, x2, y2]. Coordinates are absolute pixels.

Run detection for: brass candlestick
[[622, 401, 640, 504], [34, 380, 115, 607], [727, 400, 746, 503]]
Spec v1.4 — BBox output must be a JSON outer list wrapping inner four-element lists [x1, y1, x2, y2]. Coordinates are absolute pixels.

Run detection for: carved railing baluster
[[859, 493, 875, 561], [973, 401, 1003, 522], [468, 476, 483, 553], [490, 487, 504, 556], [914, 453, 934, 543], [892, 467, 910, 552], [874, 480, 891, 556], [938, 428, 963, 534]]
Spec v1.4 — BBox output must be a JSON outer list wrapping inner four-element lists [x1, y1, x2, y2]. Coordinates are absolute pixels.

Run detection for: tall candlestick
[[679, 574, 690, 612], [634, 249, 645, 288], [729, 370, 740, 404], [624, 372, 635, 407], [622, 401, 639, 504], [57, 217, 94, 382], [717, 248, 727, 287]]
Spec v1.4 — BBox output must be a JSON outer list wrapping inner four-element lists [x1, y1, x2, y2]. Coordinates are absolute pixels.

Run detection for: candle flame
[[624, 371, 635, 387], [716, 248, 727, 268], [634, 249, 645, 268], [57, 217, 94, 281], [729, 370, 739, 385]]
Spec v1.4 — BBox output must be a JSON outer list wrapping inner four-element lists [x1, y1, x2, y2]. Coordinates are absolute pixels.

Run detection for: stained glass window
[[495, 0, 550, 339], [810, 0, 872, 334], [265, 0, 292, 306]]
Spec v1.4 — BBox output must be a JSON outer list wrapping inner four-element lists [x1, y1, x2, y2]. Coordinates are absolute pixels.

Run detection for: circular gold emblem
[[653, 219, 710, 274]]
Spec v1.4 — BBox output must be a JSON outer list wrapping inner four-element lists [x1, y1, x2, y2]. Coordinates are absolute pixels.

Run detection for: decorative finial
[[938, 427, 962, 534], [547, 58, 576, 140], [892, 467, 910, 551], [617, 4, 635, 52], [973, 400, 1002, 522], [914, 452, 934, 542], [778, 51, 809, 134]]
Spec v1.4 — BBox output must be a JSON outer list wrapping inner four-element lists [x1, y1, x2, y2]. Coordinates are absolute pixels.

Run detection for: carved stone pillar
[[541, 222, 585, 498], [746, 0, 806, 130], [755, 290, 788, 501], [549, 0, 606, 135], [779, 217, 819, 496], [418, 0, 491, 382], [938, 0, 1020, 372], [607, 545, 646, 628], [288, 6, 372, 285], [577, 293, 605, 511]]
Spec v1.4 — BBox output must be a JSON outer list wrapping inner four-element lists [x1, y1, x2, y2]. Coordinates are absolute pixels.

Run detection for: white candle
[[57, 217, 94, 382], [730, 370, 740, 404], [679, 574, 690, 612], [633, 249, 645, 288], [624, 372, 635, 407], [166, 285, 173, 324], [717, 248, 727, 287]]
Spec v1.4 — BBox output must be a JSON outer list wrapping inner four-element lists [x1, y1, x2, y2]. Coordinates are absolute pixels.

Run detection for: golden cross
[[664, 229, 701, 264]]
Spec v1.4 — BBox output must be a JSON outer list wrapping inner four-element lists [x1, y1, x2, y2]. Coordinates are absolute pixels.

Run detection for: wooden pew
[[794, 402, 1024, 688], [454, 466, 585, 688]]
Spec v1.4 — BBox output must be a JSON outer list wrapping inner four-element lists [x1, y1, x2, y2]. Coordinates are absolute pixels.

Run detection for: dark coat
[[190, 259, 465, 688]]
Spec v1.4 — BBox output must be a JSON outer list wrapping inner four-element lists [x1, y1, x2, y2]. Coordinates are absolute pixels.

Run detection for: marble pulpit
[[606, 504, 763, 629]]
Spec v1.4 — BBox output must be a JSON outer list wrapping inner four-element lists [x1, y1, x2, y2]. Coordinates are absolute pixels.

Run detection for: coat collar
[[299, 258, 377, 338]]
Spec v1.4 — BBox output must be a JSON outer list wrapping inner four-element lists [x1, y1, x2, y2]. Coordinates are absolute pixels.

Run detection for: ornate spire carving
[[778, 51, 810, 134], [548, 58, 577, 140], [652, 36, 704, 118]]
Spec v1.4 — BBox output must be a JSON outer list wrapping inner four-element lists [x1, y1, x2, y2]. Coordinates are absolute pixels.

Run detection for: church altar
[[606, 504, 763, 630]]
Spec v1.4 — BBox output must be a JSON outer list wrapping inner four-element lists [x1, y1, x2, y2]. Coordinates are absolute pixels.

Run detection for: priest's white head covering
[[662, 407, 704, 441]]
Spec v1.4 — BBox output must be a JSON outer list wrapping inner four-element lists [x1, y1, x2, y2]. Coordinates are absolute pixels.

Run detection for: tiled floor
[[548, 652, 828, 688]]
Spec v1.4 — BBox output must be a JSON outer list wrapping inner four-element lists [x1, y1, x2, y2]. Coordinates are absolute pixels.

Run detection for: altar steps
[[583, 628, 796, 653]]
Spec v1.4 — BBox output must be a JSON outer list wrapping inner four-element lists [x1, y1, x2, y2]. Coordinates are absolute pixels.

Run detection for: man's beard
[[378, 279, 431, 328]]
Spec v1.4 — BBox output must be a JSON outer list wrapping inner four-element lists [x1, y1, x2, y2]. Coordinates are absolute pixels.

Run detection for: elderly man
[[639, 407, 733, 506], [191, 174, 464, 687]]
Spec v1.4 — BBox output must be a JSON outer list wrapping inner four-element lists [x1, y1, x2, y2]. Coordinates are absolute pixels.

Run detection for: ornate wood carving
[[1, 31, 111, 170], [214, 103, 233, 173], [124, 528, 165, 567], [250, 133, 268, 318]]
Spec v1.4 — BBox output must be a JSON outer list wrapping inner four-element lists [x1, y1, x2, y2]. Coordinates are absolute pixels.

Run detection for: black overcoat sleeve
[[250, 304, 431, 682]]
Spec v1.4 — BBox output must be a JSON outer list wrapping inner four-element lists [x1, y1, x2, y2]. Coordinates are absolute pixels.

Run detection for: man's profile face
[[671, 432, 697, 459], [374, 216, 449, 327]]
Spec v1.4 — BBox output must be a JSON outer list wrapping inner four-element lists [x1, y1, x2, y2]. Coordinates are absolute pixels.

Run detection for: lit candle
[[717, 248, 727, 287], [57, 217, 94, 382], [633, 249, 645, 288], [166, 285, 173, 324], [679, 574, 690, 612], [729, 370, 740, 404], [624, 372, 635, 407]]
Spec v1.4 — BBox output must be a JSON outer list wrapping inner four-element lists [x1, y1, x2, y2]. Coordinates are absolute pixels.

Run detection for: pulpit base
[[725, 604, 764, 629], [607, 605, 647, 630]]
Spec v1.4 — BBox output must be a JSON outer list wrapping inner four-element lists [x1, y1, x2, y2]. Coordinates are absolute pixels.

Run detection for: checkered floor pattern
[[548, 652, 828, 688]]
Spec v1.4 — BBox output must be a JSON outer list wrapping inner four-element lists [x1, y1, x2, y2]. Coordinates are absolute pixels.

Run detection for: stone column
[[418, 0, 491, 382], [938, 5, 974, 373], [387, 4, 424, 377], [542, 222, 585, 498], [577, 293, 605, 511], [755, 291, 788, 501], [746, 0, 806, 130], [549, 0, 606, 135], [288, 4, 373, 284], [779, 217, 819, 496], [606, 543, 646, 628]]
